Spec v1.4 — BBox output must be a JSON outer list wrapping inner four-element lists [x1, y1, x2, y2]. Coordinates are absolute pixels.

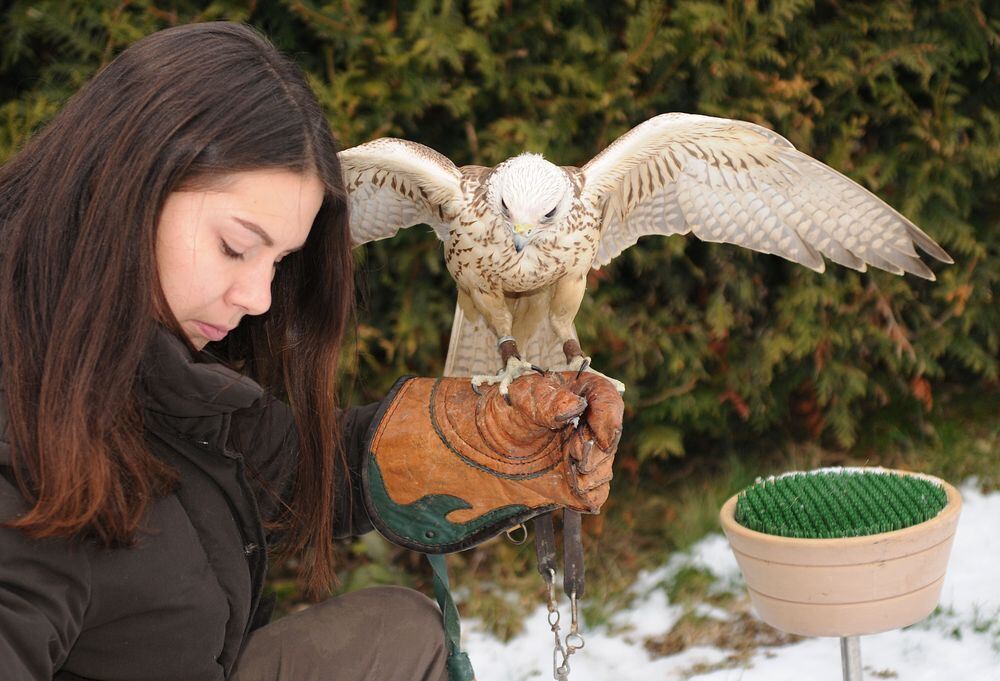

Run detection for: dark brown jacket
[[0, 330, 378, 680]]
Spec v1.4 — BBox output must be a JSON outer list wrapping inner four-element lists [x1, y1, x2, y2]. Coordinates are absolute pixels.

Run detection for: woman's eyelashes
[[220, 239, 245, 260], [221, 236, 287, 270]]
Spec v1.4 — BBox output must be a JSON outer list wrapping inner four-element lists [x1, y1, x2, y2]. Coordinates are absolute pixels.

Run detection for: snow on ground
[[464, 482, 1000, 680]]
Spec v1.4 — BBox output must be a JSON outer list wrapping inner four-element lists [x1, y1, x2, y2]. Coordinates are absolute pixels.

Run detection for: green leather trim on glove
[[365, 454, 543, 552]]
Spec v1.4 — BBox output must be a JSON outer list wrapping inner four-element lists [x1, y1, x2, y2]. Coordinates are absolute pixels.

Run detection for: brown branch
[[287, 0, 352, 33], [636, 377, 698, 408]]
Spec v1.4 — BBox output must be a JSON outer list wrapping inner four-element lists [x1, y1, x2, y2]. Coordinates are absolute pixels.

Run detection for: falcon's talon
[[470, 374, 491, 388], [471, 356, 538, 400], [553, 356, 626, 395], [530, 364, 547, 375]]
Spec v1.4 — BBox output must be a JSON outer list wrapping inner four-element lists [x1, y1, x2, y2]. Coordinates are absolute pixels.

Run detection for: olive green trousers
[[230, 586, 449, 681]]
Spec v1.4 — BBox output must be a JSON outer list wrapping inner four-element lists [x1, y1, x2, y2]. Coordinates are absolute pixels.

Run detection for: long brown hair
[[0, 22, 353, 596]]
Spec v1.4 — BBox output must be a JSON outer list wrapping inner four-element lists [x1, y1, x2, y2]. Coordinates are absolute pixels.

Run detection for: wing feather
[[583, 113, 952, 277], [339, 138, 463, 247]]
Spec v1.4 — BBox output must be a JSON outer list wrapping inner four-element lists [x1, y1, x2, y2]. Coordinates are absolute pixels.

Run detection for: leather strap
[[562, 510, 586, 599], [427, 553, 476, 681], [533, 513, 558, 582]]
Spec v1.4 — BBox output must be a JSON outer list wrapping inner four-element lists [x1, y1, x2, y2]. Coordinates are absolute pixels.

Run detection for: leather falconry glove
[[363, 372, 624, 553]]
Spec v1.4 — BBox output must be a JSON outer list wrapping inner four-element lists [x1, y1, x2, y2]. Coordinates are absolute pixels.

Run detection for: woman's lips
[[193, 320, 229, 342]]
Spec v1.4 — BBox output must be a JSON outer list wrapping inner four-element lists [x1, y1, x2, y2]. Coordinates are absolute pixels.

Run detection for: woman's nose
[[227, 265, 273, 315]]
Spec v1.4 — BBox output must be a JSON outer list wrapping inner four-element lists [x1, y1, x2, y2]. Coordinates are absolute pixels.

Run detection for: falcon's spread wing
[[582, 113, 952, 277], [340, 138, 464, 247]]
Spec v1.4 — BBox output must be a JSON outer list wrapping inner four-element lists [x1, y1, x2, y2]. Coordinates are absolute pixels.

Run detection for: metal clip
[[546, 585, 586, 678], [553, 648, 571, 681], [552, 648, 569, 681], [569, 591, 581, 638], [533, 511, 588, 680], [505, 523, 528, 545]]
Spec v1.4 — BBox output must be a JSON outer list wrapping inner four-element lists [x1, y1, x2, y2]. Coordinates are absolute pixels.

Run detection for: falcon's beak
[[512, 223, 533, 252]]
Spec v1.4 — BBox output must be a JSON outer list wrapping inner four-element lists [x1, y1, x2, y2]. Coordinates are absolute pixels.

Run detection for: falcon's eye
[[544, 206, 558, 219]]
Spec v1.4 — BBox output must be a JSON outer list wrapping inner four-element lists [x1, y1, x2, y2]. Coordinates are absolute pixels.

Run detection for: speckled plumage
[[340, 114, 952, 377]]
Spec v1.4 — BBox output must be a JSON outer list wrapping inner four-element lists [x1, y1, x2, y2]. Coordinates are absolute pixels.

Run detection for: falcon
[[341, 113, 952, 393]]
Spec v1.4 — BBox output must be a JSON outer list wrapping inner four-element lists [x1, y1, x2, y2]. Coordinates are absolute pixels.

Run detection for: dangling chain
[[532, 512, 586, 680], [545, 570, 585, 680]]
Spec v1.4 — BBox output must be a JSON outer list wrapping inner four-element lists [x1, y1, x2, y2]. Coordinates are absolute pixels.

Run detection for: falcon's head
[[487, 153, 573, 252]]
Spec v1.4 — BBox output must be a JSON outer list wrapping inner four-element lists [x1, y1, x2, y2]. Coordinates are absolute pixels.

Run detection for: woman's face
[[156, 169, 324, 350]]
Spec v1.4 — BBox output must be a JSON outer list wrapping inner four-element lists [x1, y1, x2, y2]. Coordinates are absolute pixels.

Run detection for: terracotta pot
[[719, 469, 962, 637]]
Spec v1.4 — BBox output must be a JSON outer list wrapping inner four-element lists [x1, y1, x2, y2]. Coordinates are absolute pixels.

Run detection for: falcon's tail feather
[[444, 300, 501, 377], [444, 296, 576, 377]]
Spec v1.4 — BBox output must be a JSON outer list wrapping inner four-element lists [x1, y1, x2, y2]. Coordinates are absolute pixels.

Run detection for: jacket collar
[[0, 329, 262, 467], [139, 328, 263, 419]]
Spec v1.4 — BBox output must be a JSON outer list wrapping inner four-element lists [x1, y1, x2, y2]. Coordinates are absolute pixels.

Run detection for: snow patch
[[464, 482, 1000, 680]]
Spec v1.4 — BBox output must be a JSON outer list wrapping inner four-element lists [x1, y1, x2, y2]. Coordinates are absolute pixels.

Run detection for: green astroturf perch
[[734, 468, 949, 539]]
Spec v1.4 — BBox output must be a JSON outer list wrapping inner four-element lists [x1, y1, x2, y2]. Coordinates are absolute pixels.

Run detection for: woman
[[0, 22, 621, 681]]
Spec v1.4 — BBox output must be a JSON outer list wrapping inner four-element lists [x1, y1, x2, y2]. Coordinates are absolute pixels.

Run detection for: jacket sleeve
[[333, 402, 380, 538], [0, 476, 91, 681], [229, 396, 382, 540]]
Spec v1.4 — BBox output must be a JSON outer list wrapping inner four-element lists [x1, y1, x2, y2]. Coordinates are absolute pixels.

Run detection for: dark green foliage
[[2, 1, 997, 460], [735, 469, 949, 538]]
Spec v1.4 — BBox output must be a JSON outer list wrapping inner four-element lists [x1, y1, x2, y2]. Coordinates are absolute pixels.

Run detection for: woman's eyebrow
[[234, 217, 274, 247]]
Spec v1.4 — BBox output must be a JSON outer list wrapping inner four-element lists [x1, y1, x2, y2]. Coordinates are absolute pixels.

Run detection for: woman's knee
[[233, 586, 447, 681], [345, 586, 445, 645], [331, 586, 448, 681]]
